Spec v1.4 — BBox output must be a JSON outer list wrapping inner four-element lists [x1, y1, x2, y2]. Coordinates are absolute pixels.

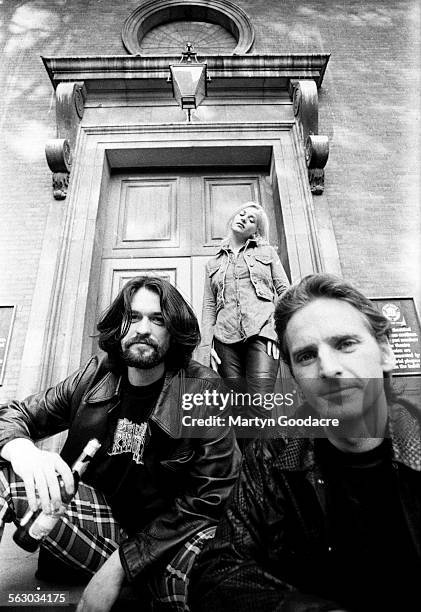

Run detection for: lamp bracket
[[179, 42, 201, 63]]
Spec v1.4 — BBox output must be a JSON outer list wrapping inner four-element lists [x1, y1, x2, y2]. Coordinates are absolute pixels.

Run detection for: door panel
[[116, 178, 179, 247], [98, 258, 191, 318], [103, 175, 191, 258], [202, 176, 261, 246]]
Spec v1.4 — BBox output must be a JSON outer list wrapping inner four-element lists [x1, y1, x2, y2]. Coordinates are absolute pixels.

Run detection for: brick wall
[[244, 0, 420, 299], [0, 0, 419, 400]]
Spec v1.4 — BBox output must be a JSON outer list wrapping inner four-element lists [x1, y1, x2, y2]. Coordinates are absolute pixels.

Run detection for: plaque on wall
[[371, 297, 421, 376], [0, 305, 16, 386]]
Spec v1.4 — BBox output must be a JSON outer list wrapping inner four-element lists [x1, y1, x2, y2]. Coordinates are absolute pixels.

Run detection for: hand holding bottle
[[0, 438, 74, 512], [13, 439, 101, 552]]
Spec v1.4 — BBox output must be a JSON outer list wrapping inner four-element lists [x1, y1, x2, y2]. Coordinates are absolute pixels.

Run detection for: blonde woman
[[199, 202, 289, 410]]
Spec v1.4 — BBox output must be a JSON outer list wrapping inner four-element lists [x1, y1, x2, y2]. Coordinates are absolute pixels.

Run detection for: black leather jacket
[[0, 355, 241, 584], [191, 400, 421, 611]]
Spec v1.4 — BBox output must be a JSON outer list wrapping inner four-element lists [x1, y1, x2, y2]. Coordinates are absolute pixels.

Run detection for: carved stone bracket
[[45, 138, 72, 200], [290, 79, 329, 195], [45, 82, 86, 200]]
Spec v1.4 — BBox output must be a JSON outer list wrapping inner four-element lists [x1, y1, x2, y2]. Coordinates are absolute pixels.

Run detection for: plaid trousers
[[0, 466, 216, 611]]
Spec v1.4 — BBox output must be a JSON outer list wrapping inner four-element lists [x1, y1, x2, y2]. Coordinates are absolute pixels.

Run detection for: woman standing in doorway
[[199, 202, 289, 413]]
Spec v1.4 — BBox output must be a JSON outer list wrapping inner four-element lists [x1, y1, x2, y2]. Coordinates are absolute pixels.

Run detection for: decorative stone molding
[[45, 138, 71, 200], [305, 135, 329, 168], [290, 79, 329, 195], [42, 54, 330, 89], [51, 172, 70, 201], [122, 0, 255, 55], [45, 138, 72, 172], [45, 82, 86, 200]]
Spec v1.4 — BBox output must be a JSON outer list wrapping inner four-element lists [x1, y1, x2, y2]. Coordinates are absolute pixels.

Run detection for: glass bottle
[[13, 439, 101, 552]]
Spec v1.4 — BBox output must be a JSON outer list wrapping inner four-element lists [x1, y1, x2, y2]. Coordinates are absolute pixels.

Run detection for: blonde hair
[[225, 202, 270, 244]]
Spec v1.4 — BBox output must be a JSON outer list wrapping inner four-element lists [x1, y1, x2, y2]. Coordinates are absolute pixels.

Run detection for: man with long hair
[[191, 274, 421, 611], [0, 276, 240, 611]]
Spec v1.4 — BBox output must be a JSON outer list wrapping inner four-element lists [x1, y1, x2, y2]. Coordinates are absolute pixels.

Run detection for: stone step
[[0, 524, 138, 611]]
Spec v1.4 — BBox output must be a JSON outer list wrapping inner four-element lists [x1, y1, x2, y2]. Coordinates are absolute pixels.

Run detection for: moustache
[[126, 336, 158, 349]]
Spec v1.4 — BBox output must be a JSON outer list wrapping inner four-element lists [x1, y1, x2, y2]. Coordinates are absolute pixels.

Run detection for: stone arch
[[122, 0, 255, 55]]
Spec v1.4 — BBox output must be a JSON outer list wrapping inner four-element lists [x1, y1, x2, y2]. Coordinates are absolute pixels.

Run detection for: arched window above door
[[138, 20, 237, 54], [122, 0, 255, 55]]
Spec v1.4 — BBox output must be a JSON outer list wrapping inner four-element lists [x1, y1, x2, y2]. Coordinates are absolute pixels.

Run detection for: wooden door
[[90, 168, 278, 353]]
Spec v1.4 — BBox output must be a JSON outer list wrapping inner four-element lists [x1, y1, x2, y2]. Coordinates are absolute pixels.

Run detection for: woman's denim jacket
[[198, 240, 289, 366]]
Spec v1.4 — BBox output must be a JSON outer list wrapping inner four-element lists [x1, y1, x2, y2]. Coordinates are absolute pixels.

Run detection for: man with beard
[[0, 276, 240, 612], [191, 274, 421, 612]]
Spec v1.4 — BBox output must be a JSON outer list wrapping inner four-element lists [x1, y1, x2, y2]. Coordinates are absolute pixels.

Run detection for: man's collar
[[84, 371, 122, 404], [149, 369, 185, 438], [389, 401, 421, 471], [84, 366, 184, 438]]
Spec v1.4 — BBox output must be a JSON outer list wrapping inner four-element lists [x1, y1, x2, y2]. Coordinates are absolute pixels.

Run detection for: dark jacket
[[191, 401, 421, 612], [0, 355, 241, 584]]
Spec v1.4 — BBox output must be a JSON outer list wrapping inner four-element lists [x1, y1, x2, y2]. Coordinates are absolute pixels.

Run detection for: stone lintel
[[42, 54, 330, 91]]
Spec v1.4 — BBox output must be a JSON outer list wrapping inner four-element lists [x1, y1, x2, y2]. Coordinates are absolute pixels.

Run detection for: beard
[[120, 336, 169, 369]]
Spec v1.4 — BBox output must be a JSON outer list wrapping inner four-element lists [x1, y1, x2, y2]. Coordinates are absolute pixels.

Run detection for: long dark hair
[[97, 276, 200, 370]]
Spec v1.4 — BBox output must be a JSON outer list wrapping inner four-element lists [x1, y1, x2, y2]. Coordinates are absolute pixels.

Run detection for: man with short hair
[[0, 276, 240, 612], [191, 274, 421, 612]]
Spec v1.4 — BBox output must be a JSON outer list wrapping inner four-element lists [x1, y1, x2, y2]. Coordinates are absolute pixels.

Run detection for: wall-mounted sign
[[371, 297, 421, 376], [0, 305, 16, 386]]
